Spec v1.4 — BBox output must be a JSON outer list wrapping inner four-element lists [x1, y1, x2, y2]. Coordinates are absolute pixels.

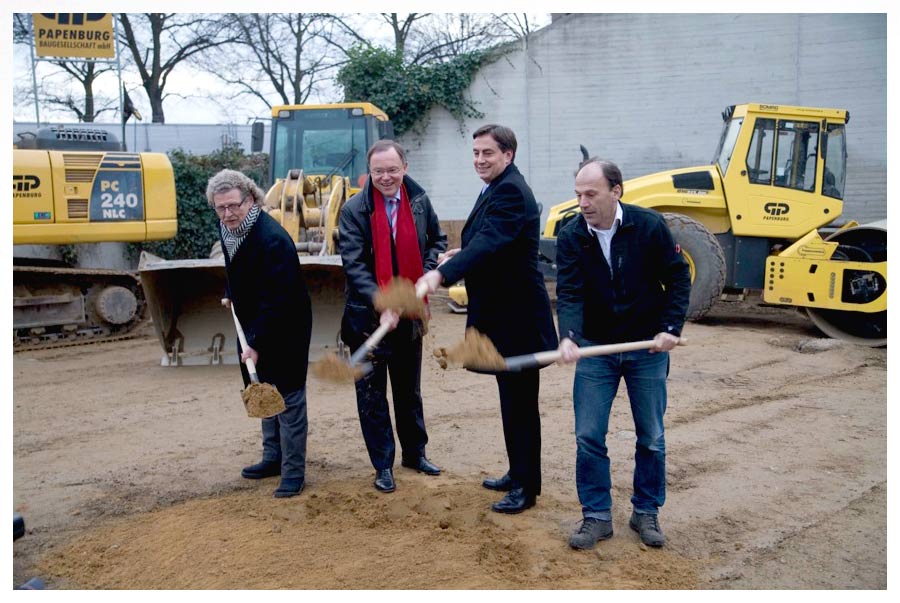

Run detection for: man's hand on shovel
[[313, 281, 429, 384], [558, 332, 682, 365], [221, 297, 285, 418], [222, 298, 260, 366]]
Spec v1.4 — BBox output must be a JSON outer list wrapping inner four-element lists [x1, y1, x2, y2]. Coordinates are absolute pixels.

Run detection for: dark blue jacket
[[222, 210, 312, 393], [555, 204, 691, 345], [438, 163, 558, 357]]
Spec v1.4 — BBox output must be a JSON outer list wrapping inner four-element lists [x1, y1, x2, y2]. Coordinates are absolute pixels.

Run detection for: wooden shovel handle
[[351, 284, 430, 369], [228, 301, 259, 382], [504, 337, 687, 372], [349, 321, 393, 367]]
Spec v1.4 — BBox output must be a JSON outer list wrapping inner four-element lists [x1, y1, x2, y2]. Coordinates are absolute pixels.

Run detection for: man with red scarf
[[338, 140, 448, 493]]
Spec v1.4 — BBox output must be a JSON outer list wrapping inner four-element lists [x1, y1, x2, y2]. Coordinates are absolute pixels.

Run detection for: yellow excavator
[[12, 126, 177, 349], [451, 103, 887, 346], [139, 102, 393, 365]]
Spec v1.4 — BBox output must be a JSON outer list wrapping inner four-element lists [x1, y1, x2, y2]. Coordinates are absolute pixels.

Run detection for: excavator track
[[13, 265, 147, 352]]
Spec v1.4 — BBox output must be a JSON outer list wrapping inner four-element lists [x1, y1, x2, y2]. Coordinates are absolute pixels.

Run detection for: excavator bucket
[[139, 252, 346, 366]]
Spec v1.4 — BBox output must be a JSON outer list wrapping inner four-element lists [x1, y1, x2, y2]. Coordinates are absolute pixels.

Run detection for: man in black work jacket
[[208, 169, 312, 499], [339, 140, 447, 494], [556, 158, 690, 550], [419, 124, 558, 514]]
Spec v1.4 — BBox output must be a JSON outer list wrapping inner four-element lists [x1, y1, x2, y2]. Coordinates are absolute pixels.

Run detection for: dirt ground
[[12, 293, 887, 589]]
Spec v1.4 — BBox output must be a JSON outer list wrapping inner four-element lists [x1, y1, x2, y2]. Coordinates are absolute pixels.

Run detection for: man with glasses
[[207, 169, 312, 498], [338, 140, 447, 494]]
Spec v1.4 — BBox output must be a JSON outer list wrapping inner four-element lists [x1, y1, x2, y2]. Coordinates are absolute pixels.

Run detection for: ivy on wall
[[337, 46, 501, 137], [131, 146, 268, 261]]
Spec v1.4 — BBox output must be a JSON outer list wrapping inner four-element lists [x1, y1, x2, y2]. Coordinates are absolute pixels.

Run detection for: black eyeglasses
[[213, 197, 249, 216]]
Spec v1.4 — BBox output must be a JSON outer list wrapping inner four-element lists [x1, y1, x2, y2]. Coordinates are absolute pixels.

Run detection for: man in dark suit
[[418, 124, 558, 514], [339, 140, 447, 494], [208, 169, 313, 498]]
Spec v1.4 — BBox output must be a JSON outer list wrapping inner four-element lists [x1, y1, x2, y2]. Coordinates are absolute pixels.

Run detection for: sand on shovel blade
[[242, 382, 285, 418], [434, 327, 506, 372]]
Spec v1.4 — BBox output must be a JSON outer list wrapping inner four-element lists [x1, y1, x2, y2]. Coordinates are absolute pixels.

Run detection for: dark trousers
[[260, 387, 308, 481], [353, 330, 428, 470], [496, 368, 542, 495]]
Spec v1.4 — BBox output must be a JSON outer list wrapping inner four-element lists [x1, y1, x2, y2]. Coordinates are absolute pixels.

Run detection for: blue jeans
[[261, 387, 308, 481], [573, 348, 669, 520]]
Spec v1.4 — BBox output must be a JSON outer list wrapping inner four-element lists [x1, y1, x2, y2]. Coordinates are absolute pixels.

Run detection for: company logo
[[764, 202, 790, 217], [40, 13, 106, 26], [32, 13, 114, 58], [13, 174, 41, 192]]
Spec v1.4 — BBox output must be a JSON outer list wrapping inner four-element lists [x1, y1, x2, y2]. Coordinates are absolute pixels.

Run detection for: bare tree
[[198, 13, 348, 109], [494, 13, 546, 39], [331, 13, 548, 65], [13, 13, 118, 123], [117, 13, 237, 123]]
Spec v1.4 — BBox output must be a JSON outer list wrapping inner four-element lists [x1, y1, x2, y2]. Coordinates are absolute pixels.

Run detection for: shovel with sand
[[436, 328, 685, 372], [312, 278, 429, 383], [225, 299, 286, 418]]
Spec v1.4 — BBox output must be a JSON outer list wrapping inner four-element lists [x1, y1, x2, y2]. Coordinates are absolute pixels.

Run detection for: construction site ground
[[12, 294, 887, 589]]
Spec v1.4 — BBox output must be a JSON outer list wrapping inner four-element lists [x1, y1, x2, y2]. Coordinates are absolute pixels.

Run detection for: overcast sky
[[10, 10, 553, 125], [6, 2, 894, 127]]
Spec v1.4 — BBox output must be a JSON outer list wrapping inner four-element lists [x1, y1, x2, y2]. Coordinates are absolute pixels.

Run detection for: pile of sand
[[38, 477, 700, 589]]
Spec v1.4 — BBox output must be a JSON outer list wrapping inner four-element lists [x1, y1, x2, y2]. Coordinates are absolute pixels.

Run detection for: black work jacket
[[338, 174, 447, 349], [222, 210, 312, 392], [438, 163, 558, 358], [555, 204, 691, 345]]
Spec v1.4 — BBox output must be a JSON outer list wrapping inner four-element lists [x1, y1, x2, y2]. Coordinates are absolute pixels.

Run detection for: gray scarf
[[220, 203, 261, 261]]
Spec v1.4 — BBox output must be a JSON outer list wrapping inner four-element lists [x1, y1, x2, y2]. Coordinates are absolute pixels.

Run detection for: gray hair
[[576, 158, 624, 195], [205, 169, 265, 208]]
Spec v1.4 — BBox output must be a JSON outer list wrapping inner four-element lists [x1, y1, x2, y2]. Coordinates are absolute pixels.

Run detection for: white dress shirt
[[586, 201, 623, 276]]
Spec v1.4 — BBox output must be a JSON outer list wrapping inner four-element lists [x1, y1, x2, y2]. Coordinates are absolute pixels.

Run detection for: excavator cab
[[140, 103, 393, 365]]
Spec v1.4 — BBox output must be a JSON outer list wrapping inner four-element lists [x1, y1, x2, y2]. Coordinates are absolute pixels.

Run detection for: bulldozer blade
[[139, 252, 346, 366]]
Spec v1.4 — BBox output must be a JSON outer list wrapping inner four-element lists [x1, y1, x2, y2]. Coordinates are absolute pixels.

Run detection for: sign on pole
[[32, 13, 115, 59]]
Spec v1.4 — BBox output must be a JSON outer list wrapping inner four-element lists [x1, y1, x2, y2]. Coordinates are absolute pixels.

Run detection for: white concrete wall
[[399, 13, 887, 226]]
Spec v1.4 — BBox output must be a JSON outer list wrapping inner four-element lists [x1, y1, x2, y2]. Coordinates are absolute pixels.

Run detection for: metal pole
[[114, 14, 126, 150], [29, 14, 40, 126]]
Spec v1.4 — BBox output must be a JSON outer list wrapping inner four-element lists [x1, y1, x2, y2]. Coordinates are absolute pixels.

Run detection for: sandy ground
[[12, 293, 887, 589]]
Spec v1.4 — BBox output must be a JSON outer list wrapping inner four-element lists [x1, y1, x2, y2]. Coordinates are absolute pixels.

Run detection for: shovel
[[313, 280, 429, 383], [225, 299, 286, 418], [502, 337, 687, 372], [349, 280, 430, 375]]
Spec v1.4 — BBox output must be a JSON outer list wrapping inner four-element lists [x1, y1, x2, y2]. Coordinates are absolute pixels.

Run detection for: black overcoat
[[438, 163, 558, 358], [222, 210, 312, 393]]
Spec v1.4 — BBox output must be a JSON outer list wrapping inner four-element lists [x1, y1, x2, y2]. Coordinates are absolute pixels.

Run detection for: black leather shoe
[[482, 473, 514, 491], [401, 456, 441, 475], [374, 468, 395, 493], [274, 478, 304, 498], [491, 487, 536, 514], [241, 459, 281, 480]]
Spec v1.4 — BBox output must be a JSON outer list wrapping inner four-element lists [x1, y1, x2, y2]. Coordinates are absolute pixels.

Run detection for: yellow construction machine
[[535, 103, 885, 346], [139, 102, 394, 365], [12, 126, 177, 348]]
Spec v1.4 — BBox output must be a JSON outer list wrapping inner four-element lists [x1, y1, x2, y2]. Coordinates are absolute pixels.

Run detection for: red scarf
[[371, 183, 425, 295]]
